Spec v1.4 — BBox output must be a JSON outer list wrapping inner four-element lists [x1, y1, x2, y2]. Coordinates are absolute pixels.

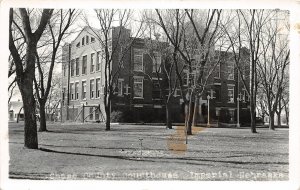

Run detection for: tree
[[9, 8, 53, 149], [141, 11, 179, 129], [221, 10, 277, 133], [256, 10, 289, 130], [84, 9, 144, 130], [34, 9, 79, 131], [155, 9, 222, 136]]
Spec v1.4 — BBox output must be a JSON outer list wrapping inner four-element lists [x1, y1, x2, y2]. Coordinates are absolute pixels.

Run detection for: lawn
[[8, 122, 289, 180]]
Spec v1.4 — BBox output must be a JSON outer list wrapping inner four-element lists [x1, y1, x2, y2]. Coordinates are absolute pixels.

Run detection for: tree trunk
[[269, 111, 275, 130], [192, 95, 199, 127], [19, 83, 38, 149], [105, 105, 110, 131], [186, 95, 193, 135], [166, 102, 172, 129], [277, 111, 281, 128], [16, 106, 23, 123], [250, 103, 257, 133], [39, 102, 48, 132]]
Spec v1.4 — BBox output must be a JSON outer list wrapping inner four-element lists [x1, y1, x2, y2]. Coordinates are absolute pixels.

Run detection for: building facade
[[61, 26, 250, 125]]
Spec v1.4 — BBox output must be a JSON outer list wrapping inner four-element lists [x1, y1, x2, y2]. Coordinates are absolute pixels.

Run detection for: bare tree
[[256, 10, 289, 130], [141, 11, 179, 129], [155, 9, 222, 136], [84, 9, 144, 130], [9, 8, 53, 149], [34, 9, 79, 131]]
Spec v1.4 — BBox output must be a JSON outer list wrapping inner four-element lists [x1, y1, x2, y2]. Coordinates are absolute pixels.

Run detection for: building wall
[[61, 26, 250, 124]]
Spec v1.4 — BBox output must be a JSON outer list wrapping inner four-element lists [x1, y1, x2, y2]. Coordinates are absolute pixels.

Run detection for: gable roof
[[71, 26, 100, 45]]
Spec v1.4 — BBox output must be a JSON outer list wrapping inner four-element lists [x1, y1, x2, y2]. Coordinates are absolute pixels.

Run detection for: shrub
[[110, 111, 124, 122]]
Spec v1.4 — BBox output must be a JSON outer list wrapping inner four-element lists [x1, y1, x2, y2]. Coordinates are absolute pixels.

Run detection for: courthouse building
[[61, 26, 250, 125]]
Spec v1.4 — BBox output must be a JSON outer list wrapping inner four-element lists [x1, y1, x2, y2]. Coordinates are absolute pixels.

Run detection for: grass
[[8, 122, 288, 180]]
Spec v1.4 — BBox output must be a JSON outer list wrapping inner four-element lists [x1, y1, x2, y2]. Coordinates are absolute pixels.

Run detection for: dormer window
[[82, 37, 85, 46]]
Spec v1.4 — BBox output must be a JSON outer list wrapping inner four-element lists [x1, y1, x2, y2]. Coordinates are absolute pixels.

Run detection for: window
[[71, 59, 75, 77], [63, 65, 66, 77], [62, 88, 65, 105], [242, 89, 248, 102], [152, 52, 162, 73], [133, 49, 143, 71], [82, 81, 87, 99], [228, 85, 235, 103], [227, 61, 234, 80], [70, 83, 74, 100], [173, 88, 181, 97], [82, 55, 87, 75], [76, 42, 80, 48], [75, 82, 79, 100], [82, 37, 85, 46], [117, 79, 124, 96], [75, 58, 79, 76], [90, 53, 95, 73], [133, 77, 143, 98], [152, 79, 161, 99], [91, 37, 95, 43], [90, 79, 95, 99], [214, 85, 221, 101], [96, 51, 102, 71], [86, 36, 89, 44], [183, 71, 196, 86], [96, 78, 101, 98], [215, 62, 221, 78]]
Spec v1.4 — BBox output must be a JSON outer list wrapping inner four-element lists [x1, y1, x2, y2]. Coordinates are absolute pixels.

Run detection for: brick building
[[61, 26, 250, 125]]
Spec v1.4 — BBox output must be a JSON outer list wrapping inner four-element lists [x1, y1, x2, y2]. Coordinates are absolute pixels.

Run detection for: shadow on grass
[[9, 141, 288, 159], [38, 147, 288, 167]]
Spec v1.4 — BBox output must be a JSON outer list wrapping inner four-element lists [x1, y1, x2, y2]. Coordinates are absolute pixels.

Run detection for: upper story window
[[133, 77, 143, 98], [96, 78, 101, 98], [70, 83, 74, 100], [227, 61, 234, 80], [214, 62, 221, 78], [75, 58, 80, 76], [75, 82, 79, 100], [82, 81, 87, 100], [183, 70, 196, 86], [228, 85, 235, 103], [82, 55, 87, 75], [152, 52, 162, 73], [90, 79, 95, 99], [90, 53, 95, 73], [71, 59, 75, 77], [133, 48, 143, 72], [91, 37, 95, 43], [86, 36, 89, 44], [76, 42, 80, 48], [96, 51, 102, 71], [82, 37, 85, 46], [152, 79, 161, 99]]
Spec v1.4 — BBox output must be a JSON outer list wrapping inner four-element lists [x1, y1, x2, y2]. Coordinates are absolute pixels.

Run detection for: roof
[[71, 26, 101, 45]]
